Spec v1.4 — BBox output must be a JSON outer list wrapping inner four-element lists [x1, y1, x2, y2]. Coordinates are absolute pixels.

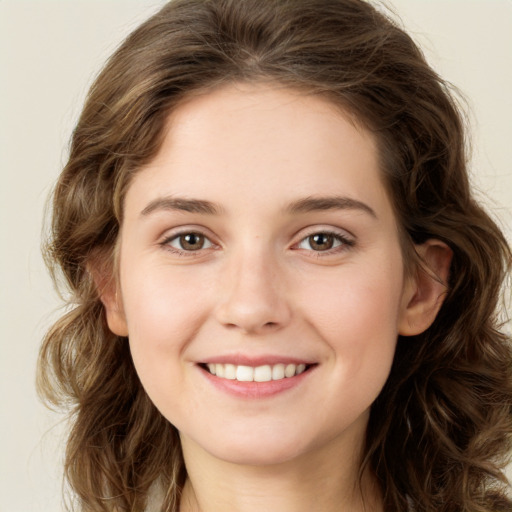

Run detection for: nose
[[214, 248, 292, 335]]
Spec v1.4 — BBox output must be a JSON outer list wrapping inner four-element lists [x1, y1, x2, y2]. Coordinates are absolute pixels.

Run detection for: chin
[[190, 424, 331, 467], [211, 442, 306, 467]]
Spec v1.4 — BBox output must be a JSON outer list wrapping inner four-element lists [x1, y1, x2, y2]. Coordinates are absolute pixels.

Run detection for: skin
[[102, 83, 451, 512]]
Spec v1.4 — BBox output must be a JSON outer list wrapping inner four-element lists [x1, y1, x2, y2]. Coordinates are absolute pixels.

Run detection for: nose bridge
[[215, 240, 290, 333]]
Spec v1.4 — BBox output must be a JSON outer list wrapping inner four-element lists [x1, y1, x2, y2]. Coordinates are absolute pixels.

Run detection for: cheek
[[122, 261, 210, 333], [120, 263, 213, 379], [301, 262, 404, 339], [298, 259, 404, 381], [302, 270, 402, 426], [121, 269, 211, 424]]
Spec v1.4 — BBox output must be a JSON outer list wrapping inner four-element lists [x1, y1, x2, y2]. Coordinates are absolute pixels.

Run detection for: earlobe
[[398, 239, 453, 336], [101, 287, 129, 337], [88, 260, 129, 337]]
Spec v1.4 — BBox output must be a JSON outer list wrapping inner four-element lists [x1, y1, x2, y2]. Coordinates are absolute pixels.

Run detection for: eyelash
[[160, 231, 215, 257], [294, 230, 355, 256], [160, 229, 355, 257]]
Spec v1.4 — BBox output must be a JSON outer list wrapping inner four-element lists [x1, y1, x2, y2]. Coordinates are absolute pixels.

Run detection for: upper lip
[[199, 354, 316, 367]]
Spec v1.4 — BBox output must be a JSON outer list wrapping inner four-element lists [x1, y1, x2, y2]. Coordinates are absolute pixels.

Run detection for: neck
[[178, 434, 383, 512]]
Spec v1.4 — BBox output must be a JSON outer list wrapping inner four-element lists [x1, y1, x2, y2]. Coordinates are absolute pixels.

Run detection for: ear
[[398, 239, 453, 336], [88, 258, 129, 337]]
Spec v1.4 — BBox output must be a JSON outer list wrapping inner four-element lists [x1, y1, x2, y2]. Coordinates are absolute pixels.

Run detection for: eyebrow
[[140, 194, 376, 218], [285, 195, 377, 218], [140, 197, 222, 216]]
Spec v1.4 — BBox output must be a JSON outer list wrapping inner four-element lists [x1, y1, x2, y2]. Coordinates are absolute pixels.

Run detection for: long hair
[[38, 1, 512, 510]]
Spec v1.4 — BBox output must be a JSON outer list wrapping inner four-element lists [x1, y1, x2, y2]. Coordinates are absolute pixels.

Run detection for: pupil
[[310, 233, 334, 251], [181, 233, 203, 250]]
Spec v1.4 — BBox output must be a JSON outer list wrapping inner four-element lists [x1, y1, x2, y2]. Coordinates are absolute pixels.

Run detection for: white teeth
[[224, 363, 236, 380], [236, 365, 254, 382], [205, 362, 309, 382], [272, 363, 285, 380], [254, 365, 272, 382], [285, 364, 296, 378], [215, 364, 225, 378]]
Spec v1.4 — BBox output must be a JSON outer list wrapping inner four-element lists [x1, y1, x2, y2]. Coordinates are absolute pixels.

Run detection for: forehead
[[124, 83, 395, 226]]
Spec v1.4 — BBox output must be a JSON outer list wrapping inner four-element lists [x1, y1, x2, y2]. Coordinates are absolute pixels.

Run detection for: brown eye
[[180, 233, 205, 250], [296, 231, 353, 253], [167, 232, 213, 252], [307, 233, 335, 251]]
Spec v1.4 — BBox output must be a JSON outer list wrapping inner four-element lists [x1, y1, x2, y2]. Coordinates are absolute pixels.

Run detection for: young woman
[[38, 1, 512, 511]]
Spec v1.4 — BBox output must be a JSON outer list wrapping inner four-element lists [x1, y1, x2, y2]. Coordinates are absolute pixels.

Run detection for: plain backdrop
[[1, 1, 511, 511]]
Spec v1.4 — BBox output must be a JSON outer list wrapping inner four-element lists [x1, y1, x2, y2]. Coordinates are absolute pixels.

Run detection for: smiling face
[[103, 84, 424, 467]]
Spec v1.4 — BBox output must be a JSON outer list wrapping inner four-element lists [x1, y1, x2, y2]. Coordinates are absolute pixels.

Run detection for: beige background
[[1, 1, 511, 510]]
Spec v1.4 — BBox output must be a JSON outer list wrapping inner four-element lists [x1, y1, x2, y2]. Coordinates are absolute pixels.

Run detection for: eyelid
[[168, 233, 214, 250], [157, 224, 355, 257], [159, 226, 219, 254], [294, 224, 355, 241], [291, 226, 356, 254]]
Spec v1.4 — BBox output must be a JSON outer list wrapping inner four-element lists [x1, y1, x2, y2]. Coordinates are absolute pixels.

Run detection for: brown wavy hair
[[38, 0, 512, 510]]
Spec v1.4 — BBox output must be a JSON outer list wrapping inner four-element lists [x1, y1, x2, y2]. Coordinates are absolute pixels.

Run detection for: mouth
[[199, 362, 315, 382]]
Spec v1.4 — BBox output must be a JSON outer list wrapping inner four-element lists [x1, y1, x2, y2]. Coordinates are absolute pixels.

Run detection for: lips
[[205, 362, 308, 382], [198, 357, 316, 398]]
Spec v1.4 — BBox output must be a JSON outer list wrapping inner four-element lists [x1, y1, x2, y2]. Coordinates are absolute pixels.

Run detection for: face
[[107, 84, 420, 467]]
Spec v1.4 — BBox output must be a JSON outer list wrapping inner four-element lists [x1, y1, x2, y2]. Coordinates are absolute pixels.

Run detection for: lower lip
[[199, 366, 313, 398]]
